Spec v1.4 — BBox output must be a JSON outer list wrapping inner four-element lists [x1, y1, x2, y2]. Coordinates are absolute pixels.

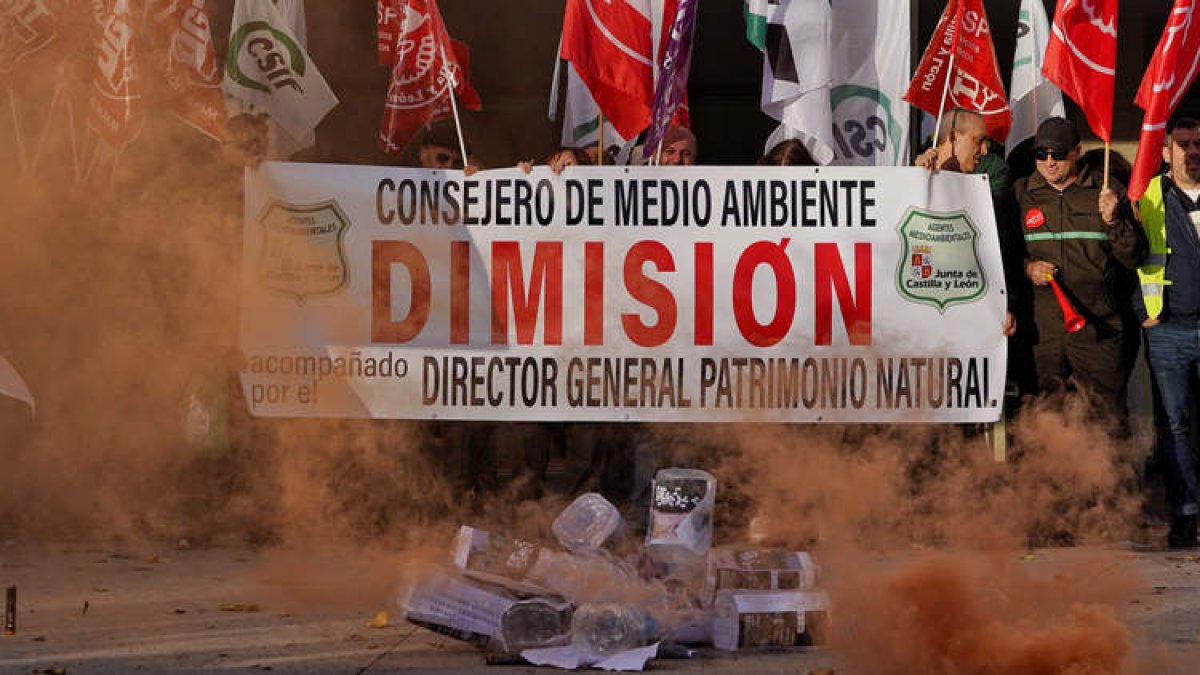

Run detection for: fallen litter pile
[[398, 468, 830, 670]]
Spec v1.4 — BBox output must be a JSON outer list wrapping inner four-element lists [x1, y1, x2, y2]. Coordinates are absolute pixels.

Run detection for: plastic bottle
[[570, 603, 657, 659], [500, 599, 573, 653], [552, 492, 625, 552]]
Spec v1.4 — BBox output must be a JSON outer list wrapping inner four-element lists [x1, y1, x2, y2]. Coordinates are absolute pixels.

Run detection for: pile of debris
[[399, 468, 830, 670]]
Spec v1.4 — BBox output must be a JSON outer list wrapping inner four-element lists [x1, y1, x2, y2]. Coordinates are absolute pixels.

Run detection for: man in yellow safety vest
[[1135, 116, 1200, 549]]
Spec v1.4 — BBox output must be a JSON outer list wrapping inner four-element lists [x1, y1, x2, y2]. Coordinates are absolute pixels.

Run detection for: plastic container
[[500, 599, 573, 652], [552, 493, 625, 552], [645, 468, 716, 566], [570, 603, 657, 659]]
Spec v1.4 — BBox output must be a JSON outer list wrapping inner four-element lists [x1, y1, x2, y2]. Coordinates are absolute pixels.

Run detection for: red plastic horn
[[1045, 274, 1086, 333]]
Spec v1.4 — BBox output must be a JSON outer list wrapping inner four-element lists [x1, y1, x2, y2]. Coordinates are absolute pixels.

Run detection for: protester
[[1014, 117, 1145, 420], [518, 147, 592, 174], [915, 109, 1022, 341], [412, 122, 484, 174], [583, 143, 620, 166], [757, 138, 817, 166], [1133, 116, 1200, 549], [653, 125, 697, 166]]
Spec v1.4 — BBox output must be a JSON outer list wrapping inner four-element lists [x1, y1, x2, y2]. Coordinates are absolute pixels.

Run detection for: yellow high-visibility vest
[[1137, 176, 1171, 320]]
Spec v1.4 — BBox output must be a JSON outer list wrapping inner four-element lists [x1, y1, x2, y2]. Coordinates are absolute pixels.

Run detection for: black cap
[[1034, 117, 1080, 153]]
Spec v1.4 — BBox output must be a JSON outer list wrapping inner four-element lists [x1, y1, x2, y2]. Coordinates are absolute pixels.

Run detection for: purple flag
[[643, 0, 699, 160]]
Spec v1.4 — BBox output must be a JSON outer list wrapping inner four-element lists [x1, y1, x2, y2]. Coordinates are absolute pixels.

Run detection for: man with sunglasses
[[1133, 117, 1200, 549], [1015, 117, 1145, 424]]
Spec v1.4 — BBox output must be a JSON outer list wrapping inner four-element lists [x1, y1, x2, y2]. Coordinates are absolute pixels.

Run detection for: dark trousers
[[1145, 320, 1200, 517]]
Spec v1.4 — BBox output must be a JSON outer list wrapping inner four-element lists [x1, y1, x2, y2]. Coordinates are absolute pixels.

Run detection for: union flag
[[1043, 0, 1118, 141]]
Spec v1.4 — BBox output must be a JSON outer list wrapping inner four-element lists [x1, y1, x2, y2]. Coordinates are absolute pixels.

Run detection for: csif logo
[[227, 21, 306, 94], [830, 85, 904, 165]]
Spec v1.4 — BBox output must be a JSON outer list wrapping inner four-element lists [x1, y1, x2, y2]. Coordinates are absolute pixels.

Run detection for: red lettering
[[372, 241, 430, 343], [450, 240, 470, 344], [584, 241, 605, 346], [621, 241, 677, 347], [694, 242, 714, 346], [732, 240, 796, 347], [491, 241, 563, 345], [814, 242, 872, 345]]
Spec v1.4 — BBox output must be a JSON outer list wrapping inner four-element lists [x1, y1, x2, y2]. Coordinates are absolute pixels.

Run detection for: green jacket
[[1014, 169, 1146, 328]]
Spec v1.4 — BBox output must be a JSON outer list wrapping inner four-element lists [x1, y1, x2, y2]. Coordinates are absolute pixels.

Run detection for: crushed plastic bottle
[[570, 603, 658, 659], [552, 492, 626, 552], [501, 598, 573, 652]]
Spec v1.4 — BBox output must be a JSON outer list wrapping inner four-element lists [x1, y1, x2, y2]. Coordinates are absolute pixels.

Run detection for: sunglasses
[[1035, 147, 1070, 161]]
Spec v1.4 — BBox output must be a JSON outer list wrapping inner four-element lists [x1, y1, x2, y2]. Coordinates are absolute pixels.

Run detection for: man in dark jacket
[[1015, 117, 1146, 418], [1134, 116, 1200, 548]]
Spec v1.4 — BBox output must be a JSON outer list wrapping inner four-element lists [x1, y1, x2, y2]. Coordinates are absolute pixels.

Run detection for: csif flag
[[643, 0, 698, 159], [1128, 0, 1200, 200], [146, 0, 226, 141], [745, 0, 836, 164], [223, 0, 337, 147], [561, 0, 655, 140], [904, 0, 1010, 142], [1006, 0, 1064, 155], [88, 0, 143, 150], [1043, 0, 1117, 141], [378, 0, 480, 154], [828, 0, 911, 166]]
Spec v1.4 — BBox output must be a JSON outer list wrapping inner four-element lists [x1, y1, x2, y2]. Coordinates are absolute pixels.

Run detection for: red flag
[[560, 0, 654, 140], [147, 0, 226, 141], [377, 0, 404, 66], [903, 0, 1011, 142], [89, 0, 143, 150], [1043, 0, 1118, 141], [0, 0, 65, 85], [1128, 1, 1200, 200], [379, 0, 480, 154]]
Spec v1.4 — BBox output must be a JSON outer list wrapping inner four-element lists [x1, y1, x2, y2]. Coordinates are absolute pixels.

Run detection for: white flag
[[828, 0, 911, 165], [1006, 0, 1064, 156], [558, 65, 627, 151], [0, 354, 34, 415], [223, 0, 336, 156], [747, 0, 835, 165]]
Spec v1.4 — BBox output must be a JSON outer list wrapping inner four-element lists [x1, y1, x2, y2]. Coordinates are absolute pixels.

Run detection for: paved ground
[[1, 542, 1199, 674]]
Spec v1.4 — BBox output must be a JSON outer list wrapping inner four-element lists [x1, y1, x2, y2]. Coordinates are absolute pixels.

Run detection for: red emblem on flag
[[1043, 0, 1118, 142], [904, 0, 1011, 142], [379, 0, 481, 155]]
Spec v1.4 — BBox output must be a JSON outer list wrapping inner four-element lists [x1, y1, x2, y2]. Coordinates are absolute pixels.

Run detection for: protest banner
[[240, 164, 1007, 424]]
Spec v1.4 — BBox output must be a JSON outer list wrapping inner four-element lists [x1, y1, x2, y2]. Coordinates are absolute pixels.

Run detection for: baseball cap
[[1033, 117, 1080, 153]]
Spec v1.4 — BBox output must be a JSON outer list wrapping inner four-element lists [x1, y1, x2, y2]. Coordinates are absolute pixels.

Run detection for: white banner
[[240, 163, 1006, 423]]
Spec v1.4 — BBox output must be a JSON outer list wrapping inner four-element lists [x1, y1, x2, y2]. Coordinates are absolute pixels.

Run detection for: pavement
[[1, 542, 1199, 674]]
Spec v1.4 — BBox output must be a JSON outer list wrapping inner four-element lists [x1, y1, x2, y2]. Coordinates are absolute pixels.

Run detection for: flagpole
[[933, 1, 965, 149], [8, 87, 28, 176], [1103, 140, 1111, 191], [438, 42, 470, 170]]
